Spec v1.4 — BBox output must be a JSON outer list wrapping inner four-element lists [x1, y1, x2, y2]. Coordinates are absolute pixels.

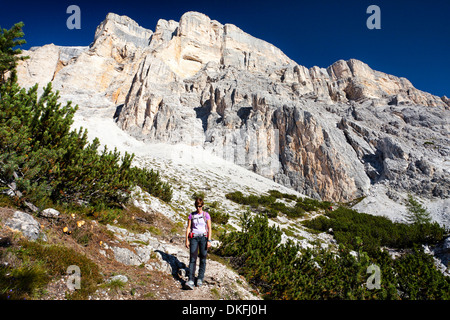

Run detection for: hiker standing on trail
[[185, 197, 212, 289]]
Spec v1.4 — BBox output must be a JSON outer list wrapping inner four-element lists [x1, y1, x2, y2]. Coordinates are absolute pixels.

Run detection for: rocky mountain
[[16, 11, 450, 211]]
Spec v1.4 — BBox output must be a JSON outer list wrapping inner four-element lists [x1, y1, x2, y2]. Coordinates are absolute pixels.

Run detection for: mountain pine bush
[[216, 210, 450, 300], [129, 167, 172, 203], [303, 206, 446, 254], [0, 22, 29, 84], [0, 79, 135, 207], [225, 190, 331, 219], [404, 194, 432, 225]]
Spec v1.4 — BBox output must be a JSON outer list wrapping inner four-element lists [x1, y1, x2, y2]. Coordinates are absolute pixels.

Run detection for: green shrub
[[395, 246, 450, 299], [267, 190, 283, 199], [215, 210, 450, 300], [303, 206, 446, 254], [261, 207, 278, 218], [216, 210, 282, 267], [283, 205, 305, 218], [216, 211, 379, 299], [225, 191, 243, 202], [208, 207, 230, 225], [130, 167, 172, 202], [0, 71, 172, 210], [267, 190, 297, 201], [225, 190, 333, 219], [0, 240, 102, 300], [0, 261, 48, 300], [296, 197, 332, 212], [258, 195, 276, 206], [282, 193, 298, 201]]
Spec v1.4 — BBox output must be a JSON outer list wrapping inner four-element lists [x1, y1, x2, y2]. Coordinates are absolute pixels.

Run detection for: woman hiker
[[185, 197, 212, 289]]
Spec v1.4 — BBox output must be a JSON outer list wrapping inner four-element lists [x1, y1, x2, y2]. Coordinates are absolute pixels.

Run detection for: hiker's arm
[[207, 219, 212, 240], [185, 219, 191, 249], [207, 219, 212, 248]]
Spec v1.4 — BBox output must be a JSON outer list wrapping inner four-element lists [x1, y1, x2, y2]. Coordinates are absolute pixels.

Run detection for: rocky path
[[103, 223, 259, 300], [0, 206, 259, 300]]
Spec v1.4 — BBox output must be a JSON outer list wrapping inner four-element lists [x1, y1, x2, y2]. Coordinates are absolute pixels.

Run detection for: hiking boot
[[185, 280, 194, 290], [196, 279, 203, 287]]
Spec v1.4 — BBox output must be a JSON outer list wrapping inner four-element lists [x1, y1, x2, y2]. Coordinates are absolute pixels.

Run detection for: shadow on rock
[[155, 250, 190, 289]]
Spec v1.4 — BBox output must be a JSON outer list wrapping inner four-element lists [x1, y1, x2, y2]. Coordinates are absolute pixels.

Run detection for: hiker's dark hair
[[195, 197, 204, 207]]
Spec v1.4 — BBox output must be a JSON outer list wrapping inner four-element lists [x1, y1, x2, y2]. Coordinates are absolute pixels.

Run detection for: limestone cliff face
[[16, 11, 450, 202], [16, 44, 88, 90], [18, 13, 152, 107], [54, 13, 152, 106]]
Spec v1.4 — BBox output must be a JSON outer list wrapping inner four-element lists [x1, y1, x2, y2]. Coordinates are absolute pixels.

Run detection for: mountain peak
[[319, 57, 449, 106], [89, 11, 446, 108], [93, 11, 447, 108], [94, 12, 153, 49]]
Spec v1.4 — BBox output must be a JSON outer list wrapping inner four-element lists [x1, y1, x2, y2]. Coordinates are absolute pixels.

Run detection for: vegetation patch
[[1, 239, 102, 300], [206, 201, 230, 225], [225, 190, 332, 218], [303, 206, 446, 254], [215, 211, 450, 300]]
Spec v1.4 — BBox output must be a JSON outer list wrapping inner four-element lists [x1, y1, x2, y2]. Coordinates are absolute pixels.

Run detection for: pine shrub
[[303, 206, 446, 253], [208, 207, 230, 225], [216, 210, 450, 300], [0, 80, 136, 207], [130, 166, 172, 203], [225, 190, 331, 218]]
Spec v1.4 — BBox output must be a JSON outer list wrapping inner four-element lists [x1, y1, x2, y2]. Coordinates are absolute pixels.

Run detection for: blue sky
[[1, 0, 449, 97]]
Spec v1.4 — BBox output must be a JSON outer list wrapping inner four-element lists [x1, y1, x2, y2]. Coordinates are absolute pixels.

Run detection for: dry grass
[[0, 200, 188, 300]]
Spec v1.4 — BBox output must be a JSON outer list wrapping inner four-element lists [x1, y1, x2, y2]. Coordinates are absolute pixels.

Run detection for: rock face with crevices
[[16, 11, 450, 202]]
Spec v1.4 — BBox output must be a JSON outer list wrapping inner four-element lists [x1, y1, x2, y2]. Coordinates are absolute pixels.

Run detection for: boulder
[[40, 208, 61, 219], [108, 274, 128, 284], [5, 211, 46, 241], [111, 246, 142, 266]]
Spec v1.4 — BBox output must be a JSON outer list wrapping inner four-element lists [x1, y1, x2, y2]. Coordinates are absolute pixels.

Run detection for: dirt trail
[[0, 206, 259, 300]]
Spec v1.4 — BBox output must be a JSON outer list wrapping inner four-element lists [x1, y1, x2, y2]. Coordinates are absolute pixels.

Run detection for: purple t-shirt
[[188, 211, 210, 235]]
